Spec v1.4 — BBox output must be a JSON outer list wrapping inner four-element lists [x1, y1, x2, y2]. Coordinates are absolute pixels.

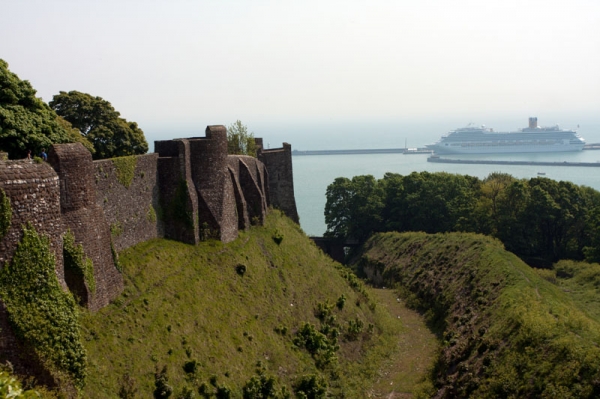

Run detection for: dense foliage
[[358, 231, 600, 398], [325, 171, 600, 264], [227, 120, 257, 156], [63, 230, 96, 295], [0, 59, 73, 159], [50, 91, 148, 159], [0, 224, 87, 388], [0, 370, 43, 398], [0, 188, 11, 239]]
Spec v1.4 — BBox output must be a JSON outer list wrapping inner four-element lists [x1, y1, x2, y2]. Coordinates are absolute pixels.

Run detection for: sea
[[293, 150, 600, 237]]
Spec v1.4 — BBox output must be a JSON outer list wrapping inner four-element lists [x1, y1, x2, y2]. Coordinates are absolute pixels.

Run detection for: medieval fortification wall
[[0, 126, 298, 380]]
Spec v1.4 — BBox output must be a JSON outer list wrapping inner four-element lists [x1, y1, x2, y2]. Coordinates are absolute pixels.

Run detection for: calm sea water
[[293, 150, 600, 236]]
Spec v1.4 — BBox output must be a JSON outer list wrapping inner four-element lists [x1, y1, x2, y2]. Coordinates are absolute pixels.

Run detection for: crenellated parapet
[[0, 124, 299, 389], [0, 125, 298, 309]]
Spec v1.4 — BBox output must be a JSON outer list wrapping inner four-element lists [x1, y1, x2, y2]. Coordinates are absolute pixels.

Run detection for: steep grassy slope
[[546, 260, 600, 323], [357, 232, 600, 398], [79, 211, 404, 398]]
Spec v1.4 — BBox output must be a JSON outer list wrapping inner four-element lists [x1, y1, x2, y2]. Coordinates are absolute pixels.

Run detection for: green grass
[[357, 231, 600, 398], [539, 260, 600, 326], [80, 211, 403, 398]]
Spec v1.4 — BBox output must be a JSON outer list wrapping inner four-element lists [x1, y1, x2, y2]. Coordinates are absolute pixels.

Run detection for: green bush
[[293, 323, 338, 370], [0, 223, 87, 388], [293, 374, 327, 399], [63, 230, 96, 294], [112, 156, 137, 188], [0, 188, 10, 239], [153, 366, 173, 399], [0, 370, 43, 398]]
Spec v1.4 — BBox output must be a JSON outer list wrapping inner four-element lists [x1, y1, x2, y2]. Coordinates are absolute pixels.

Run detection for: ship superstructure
[[427, 117, 585, 154]]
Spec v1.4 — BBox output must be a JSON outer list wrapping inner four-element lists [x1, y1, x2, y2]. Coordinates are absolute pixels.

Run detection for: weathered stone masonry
[[0, 125, 298, 383]]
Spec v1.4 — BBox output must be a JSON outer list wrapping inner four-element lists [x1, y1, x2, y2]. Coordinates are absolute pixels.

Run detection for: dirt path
[[368, 288, 438, 398]]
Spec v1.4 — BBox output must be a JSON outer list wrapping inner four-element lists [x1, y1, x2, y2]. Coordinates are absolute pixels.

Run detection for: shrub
[[153, 366, 173, 399], [118, 373, 138, 399], [112, 156, 137, 188], [183, 360, 198, 374], [293, 323, 338, 370], [63, 229, 96, 294], [0, 223, 87, 388], [272, 230, 283, 245], [293, 374, 327, 399], [0, 188, 10, 239]]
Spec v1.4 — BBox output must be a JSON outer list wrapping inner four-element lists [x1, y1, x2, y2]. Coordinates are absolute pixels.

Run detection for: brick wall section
[[259, 143, 299, 223], [49, 143, 123, 311], [156, 139, 200, 244], [190, 126, 238, 243], [0, 159, 65, 386], [0, 160, 65, 284], [94, 153, 163, 252]]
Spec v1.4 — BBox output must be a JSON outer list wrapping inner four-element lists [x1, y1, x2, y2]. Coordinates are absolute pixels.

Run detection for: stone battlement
[[0, 126, 298, 381]]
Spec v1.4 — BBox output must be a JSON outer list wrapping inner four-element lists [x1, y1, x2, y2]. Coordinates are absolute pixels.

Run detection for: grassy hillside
[[79, 211, 405, 398], [356, 232, 600, 398]]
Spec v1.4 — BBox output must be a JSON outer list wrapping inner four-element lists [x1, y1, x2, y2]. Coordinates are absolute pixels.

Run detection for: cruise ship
[[426, 118, 585, 154]]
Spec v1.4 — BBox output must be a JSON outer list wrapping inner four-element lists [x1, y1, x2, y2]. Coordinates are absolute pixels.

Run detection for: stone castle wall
[[94, 153, 163, 252], [0, 126, 298, 384], [0, 160, 66, 383], [49, 144, 123, 311], [258, 143, 299, 223]]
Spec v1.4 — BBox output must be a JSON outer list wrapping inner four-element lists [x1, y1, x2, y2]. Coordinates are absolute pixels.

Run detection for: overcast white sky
[[2, 0, 599, 147]]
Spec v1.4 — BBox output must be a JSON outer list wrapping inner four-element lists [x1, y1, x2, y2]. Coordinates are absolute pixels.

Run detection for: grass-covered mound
[[80, 211, 402, 398], [356, 231, 600, 398]]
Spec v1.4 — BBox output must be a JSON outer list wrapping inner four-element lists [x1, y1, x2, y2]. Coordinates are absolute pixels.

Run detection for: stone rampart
[[259, 143, 299, 223], [0, 126, 299, 389], [49, 143, 123, 311], [94, 153, 163, 252], [0, 159, 65, 385]]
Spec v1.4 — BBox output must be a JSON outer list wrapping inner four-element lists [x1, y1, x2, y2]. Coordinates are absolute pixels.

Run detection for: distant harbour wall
[[292, 147, 431, 156]]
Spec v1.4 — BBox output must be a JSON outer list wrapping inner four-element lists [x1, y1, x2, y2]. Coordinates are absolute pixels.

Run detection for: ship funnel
[[529, 117, 538, 129]]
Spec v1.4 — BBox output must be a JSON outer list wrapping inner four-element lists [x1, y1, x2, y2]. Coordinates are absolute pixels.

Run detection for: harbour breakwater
[[427, 156, 600, 167], [292, 147, 432, 156]]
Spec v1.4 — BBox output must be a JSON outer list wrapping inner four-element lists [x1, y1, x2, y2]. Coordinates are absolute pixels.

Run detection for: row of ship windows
[[447, 141, 561, 147]]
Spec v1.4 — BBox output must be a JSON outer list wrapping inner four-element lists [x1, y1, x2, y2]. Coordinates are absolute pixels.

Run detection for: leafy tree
[[0, 59, 73, 159], [50, 91, 148, 159], [227, 120, 257, 156], [324, 175, 384, 241]]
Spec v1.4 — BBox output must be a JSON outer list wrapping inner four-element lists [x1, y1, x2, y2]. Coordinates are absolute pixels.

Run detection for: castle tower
[[258, 143, 299, 223], [156, 139, 200, 244], [49, 143, 123, 311], [189, 126, 238, 243]]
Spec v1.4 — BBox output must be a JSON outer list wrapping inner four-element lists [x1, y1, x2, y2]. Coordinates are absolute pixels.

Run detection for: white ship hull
[[428, 142, 584, 155], [427, 119, 585, 155]]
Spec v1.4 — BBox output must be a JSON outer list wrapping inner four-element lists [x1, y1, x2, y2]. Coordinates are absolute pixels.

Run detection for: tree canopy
[[227, 120, 257, 157], [50, 91, 148, 159], [325, 171, 600, 265], [0, 59, 73, 159]]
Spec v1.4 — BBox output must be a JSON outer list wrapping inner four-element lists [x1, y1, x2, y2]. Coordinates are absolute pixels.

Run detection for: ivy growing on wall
[[0, 224, 87, 388], [169, 179, 193, 228], [111, 240, 122, 273], [0, 188, 11, 240], [112, 155, 137, 188], [63, 230, 96, 294]]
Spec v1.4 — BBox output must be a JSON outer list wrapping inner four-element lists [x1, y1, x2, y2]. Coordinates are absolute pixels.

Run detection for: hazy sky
[[2, 0, 599, 147]]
